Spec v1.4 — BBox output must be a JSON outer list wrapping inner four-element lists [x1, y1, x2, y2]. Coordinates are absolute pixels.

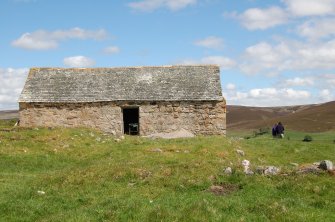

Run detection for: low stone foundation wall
[[19, 101, 226, 136]]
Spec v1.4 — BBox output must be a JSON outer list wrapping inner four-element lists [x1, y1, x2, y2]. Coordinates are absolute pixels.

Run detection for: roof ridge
[[30, 65, 219, 71]]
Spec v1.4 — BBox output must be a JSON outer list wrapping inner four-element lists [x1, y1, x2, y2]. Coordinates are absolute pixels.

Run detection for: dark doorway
[[123, 107, 139, 135]]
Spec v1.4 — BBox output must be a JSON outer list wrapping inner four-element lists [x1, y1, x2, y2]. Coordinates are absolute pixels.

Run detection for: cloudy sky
[[1, 0, 335, 110]]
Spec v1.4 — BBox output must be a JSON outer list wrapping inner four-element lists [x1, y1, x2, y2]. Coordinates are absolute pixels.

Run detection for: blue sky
[[1, 0, 335, 110]]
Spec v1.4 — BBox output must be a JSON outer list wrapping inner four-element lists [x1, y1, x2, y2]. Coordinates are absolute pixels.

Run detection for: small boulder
[[319, 160, 333, 171], [245, 169, 254, 175], [241, 160, 253, 175], [224, 167, 232, 175], [236, 149, 245, 156], [37, 190, 45, 195], [264, 166, 280, 175], [241, 159, 250, 167]]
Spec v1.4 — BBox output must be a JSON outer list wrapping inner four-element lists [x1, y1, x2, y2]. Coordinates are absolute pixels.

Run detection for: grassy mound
[[0, 121, 334, 221]]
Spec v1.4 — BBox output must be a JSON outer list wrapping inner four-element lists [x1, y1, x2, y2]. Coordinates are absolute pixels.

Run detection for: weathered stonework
[[19, 66, 227, 136], [19, 100, 226, 136]]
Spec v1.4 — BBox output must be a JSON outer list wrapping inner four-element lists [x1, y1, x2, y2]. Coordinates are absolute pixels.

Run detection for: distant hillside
[[227, 101, 335, 132], [0, 110, 19, 120]]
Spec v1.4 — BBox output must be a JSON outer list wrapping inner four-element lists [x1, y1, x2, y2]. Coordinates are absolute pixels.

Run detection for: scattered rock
[[264, 166, 280, 175], [256, 166, 265, 174], [183, 150, 190, 153], [241, 159, 250, 167], [245, 169, 254, 175], [37, 190, 45, 195], [256, 165, 280, 175], [151, 148, 163, 153], [89, 132, 94, 137], [319, 160, 333, 171], [95, 137, 101, 142], [236, 149, 245, 156], [120, 136, 125, 140], [242, 160, 253, 175], [224, 167, 232, 175], [114, 138, 121, 142], [297, 165, 322, 174]]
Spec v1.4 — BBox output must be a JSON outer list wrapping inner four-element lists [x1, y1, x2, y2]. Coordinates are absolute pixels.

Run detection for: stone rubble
[[20, 101, 226, 136], [242, 159, 254, 175], [264, 166, 280, 175], [319, 160, 333, 171]]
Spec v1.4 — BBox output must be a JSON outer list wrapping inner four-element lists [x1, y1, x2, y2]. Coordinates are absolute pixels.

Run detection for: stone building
[[19, 65, 226, 136]]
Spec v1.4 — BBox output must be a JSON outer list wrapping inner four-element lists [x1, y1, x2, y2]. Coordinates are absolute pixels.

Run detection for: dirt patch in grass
[[208, 183, 241, 196]]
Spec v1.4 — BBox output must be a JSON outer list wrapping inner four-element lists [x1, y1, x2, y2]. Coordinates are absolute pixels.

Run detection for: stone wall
[[19, 101, 226, 136]]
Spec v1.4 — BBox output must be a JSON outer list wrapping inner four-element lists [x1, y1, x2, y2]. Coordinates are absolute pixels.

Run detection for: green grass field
[[0, 120, 334, 221]]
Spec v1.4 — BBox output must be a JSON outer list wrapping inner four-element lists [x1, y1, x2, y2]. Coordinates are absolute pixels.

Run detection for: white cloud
[[297, 18, 335, 40], [241, 39, 335, 75], [318, 74, 335, 88], [179, 56, 236, 69], [240, 41, 291, 75], [283, 0, 335, 17], [194, 36, 224, 50], [63, 56, 96, 67], [318, 89, 335, 102], [0, 68, 29, 110], [224, 87, 312, 106], [128, 0, 196, 12], [226, 83, 236, 90], [283, 77, 314, 87], [238, 7, 288, 30], [104, 46, 120, 54], [12, 27, 108, 50]]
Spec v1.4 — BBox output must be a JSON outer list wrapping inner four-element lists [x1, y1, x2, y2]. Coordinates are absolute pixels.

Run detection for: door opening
[[123, 107, 139, 135]]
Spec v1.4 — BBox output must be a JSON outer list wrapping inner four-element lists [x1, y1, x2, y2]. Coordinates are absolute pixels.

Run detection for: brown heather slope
[[0, 110, 19, 120], [227, 101, 335, 132]]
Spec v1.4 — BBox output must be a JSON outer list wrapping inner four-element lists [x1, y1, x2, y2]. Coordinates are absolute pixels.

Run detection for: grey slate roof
[[19, 65, 224, 103]]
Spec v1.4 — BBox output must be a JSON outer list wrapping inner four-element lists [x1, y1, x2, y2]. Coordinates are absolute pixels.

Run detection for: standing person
[[272, 123, 277, 137], [276, 122, 285, 138]]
